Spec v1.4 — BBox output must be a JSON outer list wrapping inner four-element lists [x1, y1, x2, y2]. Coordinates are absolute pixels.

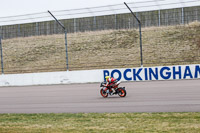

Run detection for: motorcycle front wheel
[[117, 88, 126, 97], [100, 89, 108, 98]]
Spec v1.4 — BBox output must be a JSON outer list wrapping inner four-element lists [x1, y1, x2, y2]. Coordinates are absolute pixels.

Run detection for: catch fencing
[[0, 7, 200, 39], [0, 0, 200, 74], [0, 0, 200, 39]]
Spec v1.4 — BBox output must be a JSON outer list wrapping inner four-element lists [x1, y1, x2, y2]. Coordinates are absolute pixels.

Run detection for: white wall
[[0, 69, 104, 86], [0, 64, 199, 86]]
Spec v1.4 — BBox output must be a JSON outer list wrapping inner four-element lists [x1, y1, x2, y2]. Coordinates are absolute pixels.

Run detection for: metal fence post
[[54, 21, 57, 34], [139, 23, 143, 67], [124, 2, 143, 67], [195, 7, 198, 21], [0, 36, 4, 74], [182, 7, 184, 24], [158, 10, 161, 26], [46, 22, 49, 35], [64, 31, 69, 70], [48, 10, 69, 71], [93, 16, 96, 31], [74, 18, 76, 33], [36, 22, 39, 36], [18, 24, 21, 37], [115, 14, 117, 29], [136, 12, 138, 28]]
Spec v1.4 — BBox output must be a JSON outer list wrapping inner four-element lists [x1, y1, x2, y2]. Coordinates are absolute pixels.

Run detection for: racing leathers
[[105, 77, 117, 94]]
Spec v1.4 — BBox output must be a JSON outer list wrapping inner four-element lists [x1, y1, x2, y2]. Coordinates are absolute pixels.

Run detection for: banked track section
[[0, 79, 200, 113]]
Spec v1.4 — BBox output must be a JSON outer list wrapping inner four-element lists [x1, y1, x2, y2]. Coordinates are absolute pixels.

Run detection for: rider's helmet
[[105, 76, 111, 81]]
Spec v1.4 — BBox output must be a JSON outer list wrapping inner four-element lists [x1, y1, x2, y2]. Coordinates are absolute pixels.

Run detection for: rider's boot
[[106, 89, 109, 94]]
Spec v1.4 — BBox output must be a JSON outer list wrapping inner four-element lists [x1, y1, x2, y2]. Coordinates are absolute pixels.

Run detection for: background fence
[[0, 0, 200, 74], [0, 6, 200, 39]]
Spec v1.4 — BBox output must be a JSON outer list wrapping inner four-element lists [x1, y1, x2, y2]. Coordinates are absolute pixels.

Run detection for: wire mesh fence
[[0, 0, 200, 74], [0, 6, 200, 39]]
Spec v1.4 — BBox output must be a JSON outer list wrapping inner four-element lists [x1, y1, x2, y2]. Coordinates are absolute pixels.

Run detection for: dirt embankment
[[2, 22, 200, 74]]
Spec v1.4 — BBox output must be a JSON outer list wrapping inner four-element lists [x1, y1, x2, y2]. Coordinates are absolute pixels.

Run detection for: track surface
[[0, 79, 200, 113]]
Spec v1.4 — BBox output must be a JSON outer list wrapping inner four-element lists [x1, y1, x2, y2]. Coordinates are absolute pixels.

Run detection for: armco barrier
[[0, 64, 199, 86]]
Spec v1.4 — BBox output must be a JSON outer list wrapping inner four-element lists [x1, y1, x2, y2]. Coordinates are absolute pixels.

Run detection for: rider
[[105, 76, 117, 94]]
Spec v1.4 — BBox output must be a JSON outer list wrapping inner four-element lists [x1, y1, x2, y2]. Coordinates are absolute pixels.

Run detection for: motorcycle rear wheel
[[117, 88, 126, 97], [100, 89, 108, 98]]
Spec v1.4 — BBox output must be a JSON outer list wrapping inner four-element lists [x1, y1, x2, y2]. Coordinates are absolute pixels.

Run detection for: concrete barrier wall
[[0, 64, 199, 86], [103, 64, 200, 81], [0, 69, 104, 86]]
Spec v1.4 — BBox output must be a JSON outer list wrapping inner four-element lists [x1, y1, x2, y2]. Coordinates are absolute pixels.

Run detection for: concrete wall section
[[0, 69, 104, 86], [0, 64, 199, 86]]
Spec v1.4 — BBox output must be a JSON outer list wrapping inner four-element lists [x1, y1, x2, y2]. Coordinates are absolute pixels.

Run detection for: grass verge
[[0, 113, 200, 133]]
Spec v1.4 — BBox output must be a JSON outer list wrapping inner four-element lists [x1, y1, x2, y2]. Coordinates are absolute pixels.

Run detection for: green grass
[[2, 22, 200, 74], [0, 113, 200, 133]]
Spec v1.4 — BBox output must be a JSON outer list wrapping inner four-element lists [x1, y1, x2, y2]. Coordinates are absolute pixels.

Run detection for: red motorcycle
[[100, 81, 126, 98]]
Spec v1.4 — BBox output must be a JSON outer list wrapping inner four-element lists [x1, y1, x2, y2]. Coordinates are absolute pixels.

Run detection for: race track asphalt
[[0, 79, 200, 113]]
